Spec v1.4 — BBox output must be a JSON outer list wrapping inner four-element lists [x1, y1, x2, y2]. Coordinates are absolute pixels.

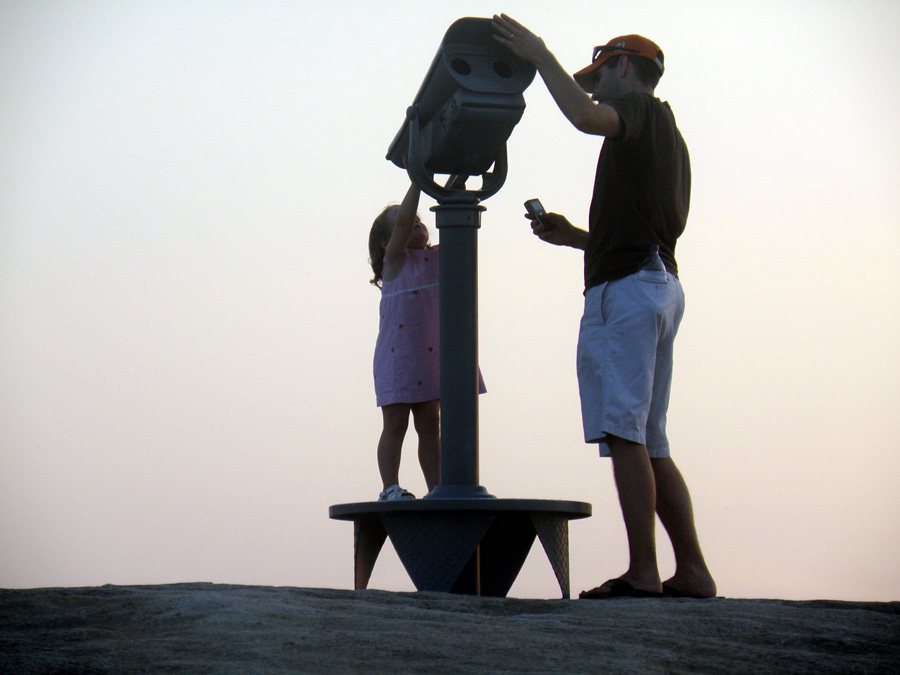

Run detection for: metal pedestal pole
[[428, 195, 490, 499]]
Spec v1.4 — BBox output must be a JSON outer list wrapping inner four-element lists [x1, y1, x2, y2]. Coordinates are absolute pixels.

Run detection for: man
[[492, 15, 716, 599]]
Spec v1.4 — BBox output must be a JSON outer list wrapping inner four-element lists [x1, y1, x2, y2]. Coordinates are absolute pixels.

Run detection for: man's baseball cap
[[573, 34, 664, 91]]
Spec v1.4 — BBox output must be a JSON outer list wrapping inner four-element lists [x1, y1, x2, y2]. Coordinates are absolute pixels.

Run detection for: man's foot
[[579, 578, 664, 600], [661, 574, 717, 599]]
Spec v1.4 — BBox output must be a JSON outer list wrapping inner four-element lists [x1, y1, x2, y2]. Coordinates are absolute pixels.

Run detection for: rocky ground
[[1, 584, 898, 674]]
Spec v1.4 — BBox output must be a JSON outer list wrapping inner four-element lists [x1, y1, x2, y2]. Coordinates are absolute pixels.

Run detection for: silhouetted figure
[[493, 14, 716, 599], [368, 182, 485, 501]]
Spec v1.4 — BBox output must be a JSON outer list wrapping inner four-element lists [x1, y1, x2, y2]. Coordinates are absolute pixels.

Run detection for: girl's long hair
[[368, 205, 398, 288]]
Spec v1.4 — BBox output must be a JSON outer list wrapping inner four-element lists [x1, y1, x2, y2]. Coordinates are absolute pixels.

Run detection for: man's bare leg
[[606, 435, 663, 594], [651, 457, 717, 598]]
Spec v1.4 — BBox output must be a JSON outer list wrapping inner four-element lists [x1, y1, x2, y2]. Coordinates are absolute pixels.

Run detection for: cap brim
[[573, 62, 598, 92], [572, 52, 619, 92]]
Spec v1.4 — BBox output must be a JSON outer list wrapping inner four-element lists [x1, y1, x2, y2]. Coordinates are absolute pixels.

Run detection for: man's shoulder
[[610, 91, 674, 112], [604, 92, 663, 142]]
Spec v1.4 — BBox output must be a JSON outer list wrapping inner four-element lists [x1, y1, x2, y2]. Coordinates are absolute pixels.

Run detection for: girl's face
[[407, 215, 429, 249]]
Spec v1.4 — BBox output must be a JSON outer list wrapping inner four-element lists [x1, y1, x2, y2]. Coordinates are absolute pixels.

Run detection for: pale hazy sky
[[2, 0, 899, 601]]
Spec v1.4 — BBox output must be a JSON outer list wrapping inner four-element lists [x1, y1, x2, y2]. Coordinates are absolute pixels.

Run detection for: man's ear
[[618, 55, 631, 78]]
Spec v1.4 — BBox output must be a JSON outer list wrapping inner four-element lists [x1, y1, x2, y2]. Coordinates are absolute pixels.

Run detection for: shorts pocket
[[636, 269, 668, 284], [584, 282, 610, 325]]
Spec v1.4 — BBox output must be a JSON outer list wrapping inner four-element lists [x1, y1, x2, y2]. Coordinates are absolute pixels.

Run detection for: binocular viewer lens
[[450, 56, 516, 79]]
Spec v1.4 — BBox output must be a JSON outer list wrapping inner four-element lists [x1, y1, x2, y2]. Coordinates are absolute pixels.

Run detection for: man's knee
[[607, 434, 646, 457]]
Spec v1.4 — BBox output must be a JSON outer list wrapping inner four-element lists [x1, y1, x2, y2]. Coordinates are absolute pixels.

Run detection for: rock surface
[[1, 584, 898, 674]]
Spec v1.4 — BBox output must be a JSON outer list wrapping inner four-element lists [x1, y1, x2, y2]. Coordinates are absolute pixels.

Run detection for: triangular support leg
[[353, 515, 388, 590], [532, 513, 572, 599], [381, 511, 494, 593]]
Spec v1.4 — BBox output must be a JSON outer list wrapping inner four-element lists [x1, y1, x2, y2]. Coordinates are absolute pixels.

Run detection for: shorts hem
[[587, 429, 671, 460]]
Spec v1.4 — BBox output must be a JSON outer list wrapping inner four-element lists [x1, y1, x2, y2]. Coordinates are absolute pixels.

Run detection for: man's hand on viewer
[[491, 14, 549, 66]]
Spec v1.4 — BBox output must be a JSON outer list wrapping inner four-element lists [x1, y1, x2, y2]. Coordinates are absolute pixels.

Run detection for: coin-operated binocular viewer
[[387, 17, 536, 498], [330, 18, 591, 598], [386, 16, 536, 201]]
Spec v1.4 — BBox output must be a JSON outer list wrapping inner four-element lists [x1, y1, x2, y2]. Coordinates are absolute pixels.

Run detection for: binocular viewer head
[[387, 17, 536, 182]]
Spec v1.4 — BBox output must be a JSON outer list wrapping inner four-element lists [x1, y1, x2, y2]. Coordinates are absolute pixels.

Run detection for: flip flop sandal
[[662, 583, 712, 599], [579, 578, 664, 600]]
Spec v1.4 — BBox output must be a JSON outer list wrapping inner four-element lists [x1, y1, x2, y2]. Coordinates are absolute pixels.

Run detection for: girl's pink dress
[[373, 246, 484, 406]]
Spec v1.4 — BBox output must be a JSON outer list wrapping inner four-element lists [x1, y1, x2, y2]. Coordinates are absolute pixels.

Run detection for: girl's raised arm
[[382, 182, 422, 280]]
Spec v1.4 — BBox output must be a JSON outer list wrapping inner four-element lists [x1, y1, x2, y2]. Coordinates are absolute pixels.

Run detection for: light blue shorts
[[576, 268, 684, 458]]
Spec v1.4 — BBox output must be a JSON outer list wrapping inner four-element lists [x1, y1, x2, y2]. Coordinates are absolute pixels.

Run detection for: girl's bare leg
[[377, 404, 411, 490], [411, 399, 441, 491]]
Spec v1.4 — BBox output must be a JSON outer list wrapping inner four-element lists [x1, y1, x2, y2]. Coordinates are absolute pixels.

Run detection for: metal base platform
[[329, 498, 591, 598]]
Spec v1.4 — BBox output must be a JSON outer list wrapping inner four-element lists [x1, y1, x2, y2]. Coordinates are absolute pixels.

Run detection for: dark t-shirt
[[583, 91, 690, 290]]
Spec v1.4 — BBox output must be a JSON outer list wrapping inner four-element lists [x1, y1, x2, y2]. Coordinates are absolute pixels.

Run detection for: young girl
[[369, 182, 440, 500]]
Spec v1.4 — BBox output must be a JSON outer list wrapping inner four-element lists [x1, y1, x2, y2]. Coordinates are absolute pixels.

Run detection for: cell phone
[[524, 198, 551, 230]]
